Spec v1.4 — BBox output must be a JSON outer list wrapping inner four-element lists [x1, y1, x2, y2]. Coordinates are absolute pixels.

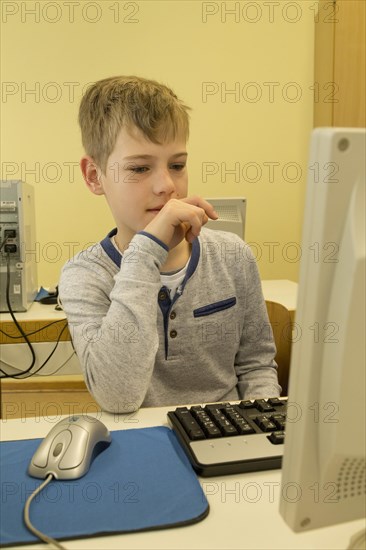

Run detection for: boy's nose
[[153, 170, 176, 195]]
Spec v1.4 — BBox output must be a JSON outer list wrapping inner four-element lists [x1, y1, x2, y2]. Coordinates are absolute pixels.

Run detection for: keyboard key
[[191, 405, 205, 414], [194, 415, 222, 438], [219, 423, 238, 436], [202, 425, 221, 438], [215, 413, 227, 422], [190, 429, 206, 440], [194, 412, 212, 424], [234, 421, 255, 435], [260, 420, 277, 432], [254, 415, 277, 432], [268, 397, 283, 407], [191, 408, 209, 421], [205, 405, 224, 416], [223, 406, 237, 415], [239, 400, 256, 409], [224, 410, 255, 434], [268, 431, 285, 444], [271, 414, 286, 430], [175, 409, 206, 440], [254, 399, 275, 412]]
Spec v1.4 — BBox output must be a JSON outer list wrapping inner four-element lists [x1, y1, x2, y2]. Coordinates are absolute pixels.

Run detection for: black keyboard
[[167, 397, 287, 476]]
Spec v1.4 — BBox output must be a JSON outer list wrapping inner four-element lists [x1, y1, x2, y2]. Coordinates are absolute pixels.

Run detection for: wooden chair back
[[265, 300, 293, 396]]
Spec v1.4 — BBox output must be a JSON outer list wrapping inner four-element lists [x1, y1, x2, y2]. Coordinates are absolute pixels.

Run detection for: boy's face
[[88, 126, 188, 246]]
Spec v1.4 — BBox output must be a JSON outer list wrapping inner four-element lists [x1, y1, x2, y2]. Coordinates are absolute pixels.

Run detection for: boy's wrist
[[120, 231, 169, 273], [137, 231, 169, 252]]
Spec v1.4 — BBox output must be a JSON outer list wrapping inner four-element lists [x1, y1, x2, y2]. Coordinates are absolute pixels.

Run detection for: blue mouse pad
[[0, 426, 209, 546]]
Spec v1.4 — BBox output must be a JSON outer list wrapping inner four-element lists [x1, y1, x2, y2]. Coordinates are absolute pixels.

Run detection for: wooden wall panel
[[334, 0, 366, 127], [314, 0, 365, 128]]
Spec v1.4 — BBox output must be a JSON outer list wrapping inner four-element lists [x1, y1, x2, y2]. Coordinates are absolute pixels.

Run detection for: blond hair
[[78, 76, 191, 173]]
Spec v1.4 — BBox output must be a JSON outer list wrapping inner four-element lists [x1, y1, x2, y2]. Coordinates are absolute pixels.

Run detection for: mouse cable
[[0, 318, 67, 339], [13, 321, 69, 378], [24, 474, 66, 550], [0, 320, 69, 379], [0, 348, 76, 376], [0, 235, 10, 252], [1, 252, 36, 377], [1, 252, 70, 379]]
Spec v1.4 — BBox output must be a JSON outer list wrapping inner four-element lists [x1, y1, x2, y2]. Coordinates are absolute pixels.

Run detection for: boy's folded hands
[[144, 196, 219, 249]]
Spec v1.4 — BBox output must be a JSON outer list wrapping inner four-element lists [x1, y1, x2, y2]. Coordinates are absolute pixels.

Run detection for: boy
[[59, 76, 281, 413]]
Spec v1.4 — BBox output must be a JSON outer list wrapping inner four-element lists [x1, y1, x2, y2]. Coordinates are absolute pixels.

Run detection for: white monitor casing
[[279, 128, 366, 533]]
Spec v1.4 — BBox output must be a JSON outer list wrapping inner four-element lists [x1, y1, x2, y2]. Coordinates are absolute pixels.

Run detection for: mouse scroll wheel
[[53, 442, 63, 457], [32, 430, 72, 469]]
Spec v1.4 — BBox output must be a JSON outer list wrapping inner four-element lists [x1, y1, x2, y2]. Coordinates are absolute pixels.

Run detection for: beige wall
[[1, 0, 315, 285]]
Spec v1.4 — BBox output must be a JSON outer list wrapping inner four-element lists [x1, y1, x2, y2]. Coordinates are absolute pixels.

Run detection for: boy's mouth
[[146, 205, 164, 212]]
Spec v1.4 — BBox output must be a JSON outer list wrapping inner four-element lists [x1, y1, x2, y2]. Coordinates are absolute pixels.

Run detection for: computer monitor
[[204, 197, 246, 239], [279, 128, 366, 537]]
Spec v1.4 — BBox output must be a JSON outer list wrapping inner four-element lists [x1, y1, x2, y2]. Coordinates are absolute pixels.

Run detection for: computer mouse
[[28, 415, 112, 480]]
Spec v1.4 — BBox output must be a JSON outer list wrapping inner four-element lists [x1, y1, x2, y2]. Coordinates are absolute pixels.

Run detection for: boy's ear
[[80, 156, 104, 195]]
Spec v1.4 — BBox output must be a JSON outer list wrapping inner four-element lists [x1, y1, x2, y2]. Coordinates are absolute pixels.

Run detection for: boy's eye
[[127, 165, 149, 174], [125, 163, 186, 174]]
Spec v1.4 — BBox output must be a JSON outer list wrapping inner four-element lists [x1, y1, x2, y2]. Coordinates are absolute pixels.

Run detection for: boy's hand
[[144, 196, 218, 249]]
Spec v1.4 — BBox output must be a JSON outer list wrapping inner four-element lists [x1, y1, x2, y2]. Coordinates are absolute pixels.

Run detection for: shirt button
[[170, 330, 177, 338], [170, 311, 176, 320], [158, 290, 167, 301]]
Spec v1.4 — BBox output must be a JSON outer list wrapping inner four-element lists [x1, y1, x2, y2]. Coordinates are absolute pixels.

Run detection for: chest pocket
[[193, 297, 236, 318]]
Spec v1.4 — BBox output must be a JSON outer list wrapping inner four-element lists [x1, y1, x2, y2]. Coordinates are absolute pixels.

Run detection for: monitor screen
[[279, 128, 366, 534]]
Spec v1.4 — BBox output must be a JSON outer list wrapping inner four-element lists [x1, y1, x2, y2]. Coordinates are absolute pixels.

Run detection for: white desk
[[261, 279, 298, 313], [0, 301, 67, 322], [1, 408, 364, 550]]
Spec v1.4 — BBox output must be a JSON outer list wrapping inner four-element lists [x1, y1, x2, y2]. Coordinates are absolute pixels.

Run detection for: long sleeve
[[59, 233, 168, 413]]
